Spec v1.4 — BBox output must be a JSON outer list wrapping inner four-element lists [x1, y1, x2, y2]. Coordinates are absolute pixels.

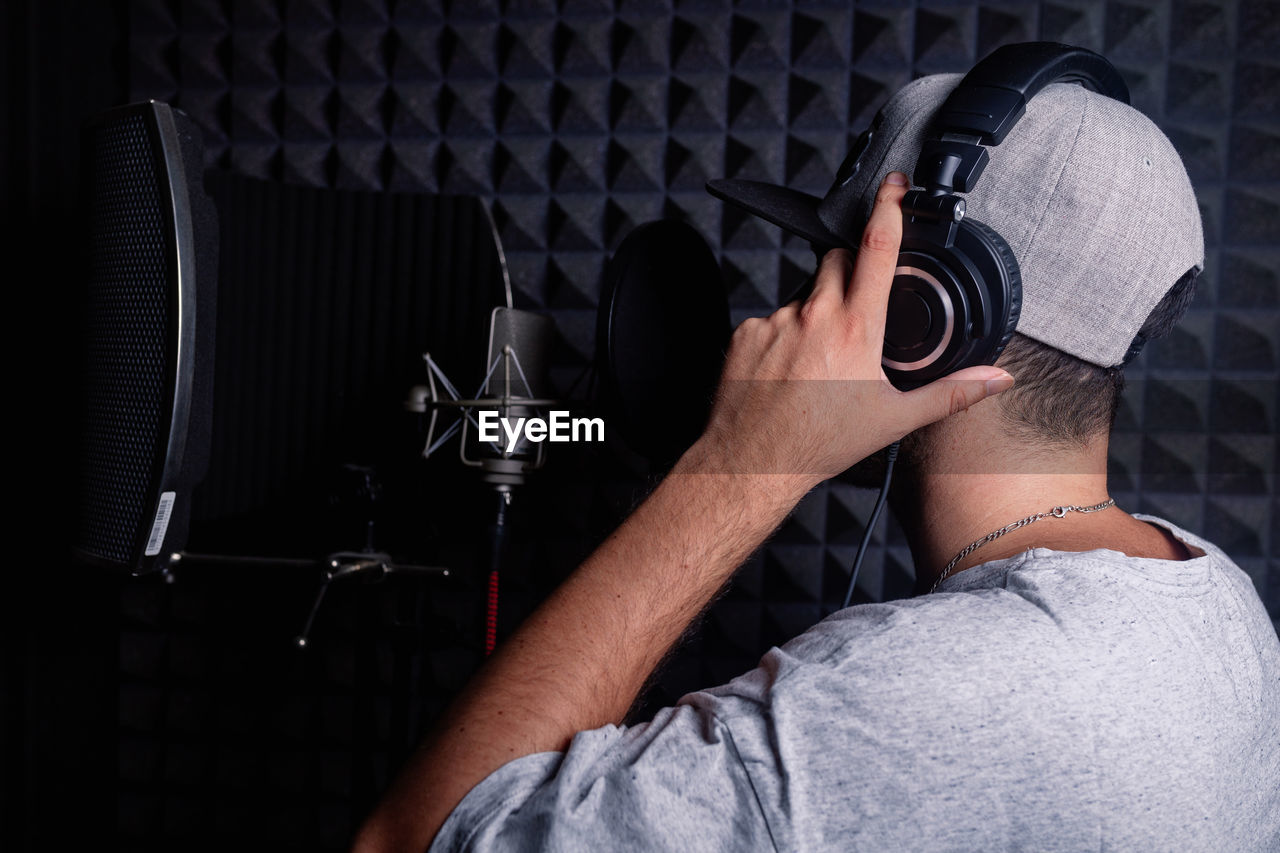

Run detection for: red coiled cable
[[484, 568, 499, 656]]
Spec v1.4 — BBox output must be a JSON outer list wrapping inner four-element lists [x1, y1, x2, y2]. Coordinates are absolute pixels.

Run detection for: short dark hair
[[994, 267, 1200, 446]]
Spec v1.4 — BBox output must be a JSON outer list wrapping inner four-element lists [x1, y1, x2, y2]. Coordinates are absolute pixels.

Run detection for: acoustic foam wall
[[129, 0, 1278, 631], [122, 1, 1277, 848]]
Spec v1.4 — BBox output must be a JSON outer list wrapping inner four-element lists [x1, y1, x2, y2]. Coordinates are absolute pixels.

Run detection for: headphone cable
[[841, 441, 899, 611]]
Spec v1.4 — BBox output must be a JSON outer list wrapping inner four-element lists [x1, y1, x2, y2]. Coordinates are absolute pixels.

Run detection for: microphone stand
[[160, 466, 450, 648], [293, 551, 449, 649], [160, 550, 450, 650]]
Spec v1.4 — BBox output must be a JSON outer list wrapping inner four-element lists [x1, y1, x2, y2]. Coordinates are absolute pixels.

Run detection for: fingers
[[897, 365, 1015, 430], [805, 171, 907, 323], [845, 172, 908, 323], [807, 249, 853, 306]]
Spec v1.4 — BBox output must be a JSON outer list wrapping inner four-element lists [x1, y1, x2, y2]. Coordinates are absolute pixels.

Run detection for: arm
[[352, 173, 1014, 853]]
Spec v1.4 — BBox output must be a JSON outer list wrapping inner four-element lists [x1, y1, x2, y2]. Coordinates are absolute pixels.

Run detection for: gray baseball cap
[[707, 73, 1205, 368]]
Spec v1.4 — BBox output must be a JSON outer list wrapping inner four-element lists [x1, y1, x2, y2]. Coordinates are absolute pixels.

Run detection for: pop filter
[[596, 220, 730, 467]]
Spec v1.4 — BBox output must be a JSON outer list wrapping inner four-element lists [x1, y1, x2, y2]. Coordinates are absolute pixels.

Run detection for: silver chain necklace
[[929, 498, 1116, 593]]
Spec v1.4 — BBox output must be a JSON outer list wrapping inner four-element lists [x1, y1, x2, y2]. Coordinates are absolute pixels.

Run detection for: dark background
[[7, 1, 1277, 850]]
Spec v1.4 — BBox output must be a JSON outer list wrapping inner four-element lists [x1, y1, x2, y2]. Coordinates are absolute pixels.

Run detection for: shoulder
[[693, 582, 1076, 736], [782, 579, 1065, 677], [680, 583, 1103, 851]]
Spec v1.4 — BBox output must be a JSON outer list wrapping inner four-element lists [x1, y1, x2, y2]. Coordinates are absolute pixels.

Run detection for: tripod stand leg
[[294, 576, 332, 649]]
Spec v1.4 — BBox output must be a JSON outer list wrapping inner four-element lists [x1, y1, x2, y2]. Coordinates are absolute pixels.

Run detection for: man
[[356, 73, 1280, 851]]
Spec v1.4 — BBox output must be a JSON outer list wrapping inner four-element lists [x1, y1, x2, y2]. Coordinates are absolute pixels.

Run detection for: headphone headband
[[914, 42, 1129, 195]]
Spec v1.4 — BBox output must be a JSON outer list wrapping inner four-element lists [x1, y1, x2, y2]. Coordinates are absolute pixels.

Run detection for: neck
[[890, 411, 1117, 594]]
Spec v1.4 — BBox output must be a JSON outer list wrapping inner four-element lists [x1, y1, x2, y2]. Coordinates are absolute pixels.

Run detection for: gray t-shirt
[[432, 515, 1280, 851]]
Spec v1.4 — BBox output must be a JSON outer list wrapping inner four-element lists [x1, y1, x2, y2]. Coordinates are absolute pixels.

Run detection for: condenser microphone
[[464, 307, 557, 487], [404, 305, 556, 656], [407, 306, 558, 488]]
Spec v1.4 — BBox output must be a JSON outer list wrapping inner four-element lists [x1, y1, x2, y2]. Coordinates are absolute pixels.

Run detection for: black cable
[[841, 441, 900, 611]]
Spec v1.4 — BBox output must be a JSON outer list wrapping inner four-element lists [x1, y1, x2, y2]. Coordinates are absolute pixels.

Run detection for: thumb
[[898, 365, 1015, 430]]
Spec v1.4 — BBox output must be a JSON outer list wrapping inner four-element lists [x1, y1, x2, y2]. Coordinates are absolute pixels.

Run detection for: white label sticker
[[145, 491, 176, 556]]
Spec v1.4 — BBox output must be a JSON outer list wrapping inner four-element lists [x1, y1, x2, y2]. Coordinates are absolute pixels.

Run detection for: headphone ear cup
[[883, 213, 1022, 389], [955, 217, 1022, 365]]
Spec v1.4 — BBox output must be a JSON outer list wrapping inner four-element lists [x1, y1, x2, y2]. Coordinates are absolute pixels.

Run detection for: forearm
[[353, 440, 810, 853]]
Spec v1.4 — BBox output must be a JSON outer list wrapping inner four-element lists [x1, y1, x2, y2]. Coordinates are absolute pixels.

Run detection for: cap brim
[[706, 179, 849, 249]]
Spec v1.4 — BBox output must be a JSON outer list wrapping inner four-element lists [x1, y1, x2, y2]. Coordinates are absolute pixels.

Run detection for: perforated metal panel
[[78, 113, 173, 566]]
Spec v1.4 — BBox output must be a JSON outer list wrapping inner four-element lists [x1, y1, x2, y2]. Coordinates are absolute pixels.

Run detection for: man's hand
[[352, 171, 1013, 853], [693, 171, 1014, 488]]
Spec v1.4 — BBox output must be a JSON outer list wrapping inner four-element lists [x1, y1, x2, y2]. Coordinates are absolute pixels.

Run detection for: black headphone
[[869, 42, 1129, 389]]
